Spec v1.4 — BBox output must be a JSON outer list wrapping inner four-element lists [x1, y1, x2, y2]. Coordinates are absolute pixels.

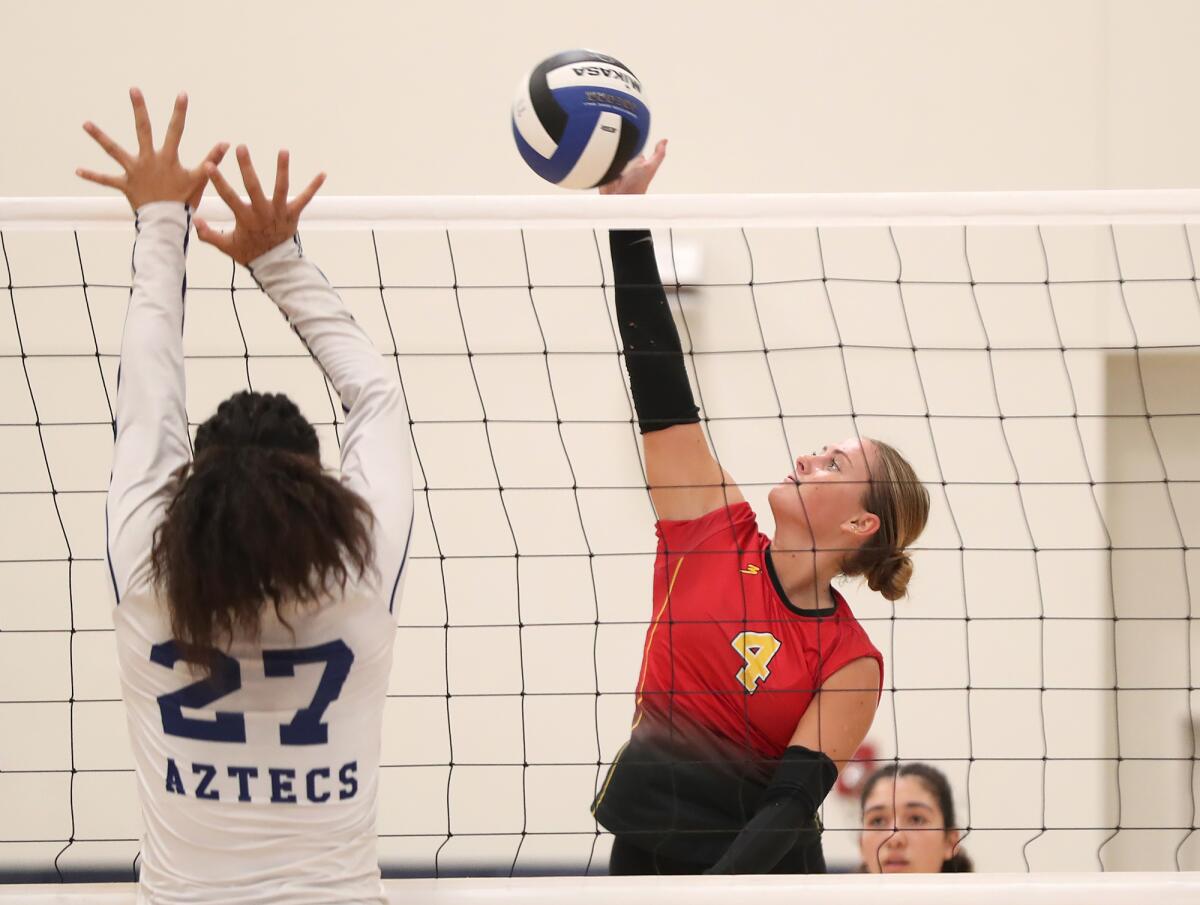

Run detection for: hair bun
[[867, 552, 913, 601]]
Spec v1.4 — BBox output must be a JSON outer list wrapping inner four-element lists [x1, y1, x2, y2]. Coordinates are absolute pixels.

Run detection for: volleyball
[[511, 49, 651, 189]]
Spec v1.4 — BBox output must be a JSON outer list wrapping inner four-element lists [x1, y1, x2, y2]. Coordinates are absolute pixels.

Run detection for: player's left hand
[[194, 145, 326, 266], [77, 88, 228, 212]]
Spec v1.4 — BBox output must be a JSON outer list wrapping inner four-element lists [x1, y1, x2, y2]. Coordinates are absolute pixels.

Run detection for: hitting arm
[[611, 228, 744, 521]]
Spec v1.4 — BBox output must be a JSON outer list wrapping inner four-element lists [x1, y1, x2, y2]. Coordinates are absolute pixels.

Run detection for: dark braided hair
[[860, 762, 974, 872], [151, 391, 374, 671]]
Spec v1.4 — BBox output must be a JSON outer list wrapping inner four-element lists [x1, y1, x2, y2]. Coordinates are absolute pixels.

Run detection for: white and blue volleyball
[[512, 50, 650, 189]]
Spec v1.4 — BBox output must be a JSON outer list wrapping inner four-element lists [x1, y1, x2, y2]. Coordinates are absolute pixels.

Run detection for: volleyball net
[[0, 192, 1198, 891]]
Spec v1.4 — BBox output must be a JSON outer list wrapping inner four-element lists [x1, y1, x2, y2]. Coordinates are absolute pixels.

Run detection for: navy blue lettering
[[165, 757, 185, 796], [148, 640, 354, 747], [306, 767, 331, 803], [192, 762, 219, 801], [262, 641, 354, 746], [338, 761, 358, 800], [269, 767, 297, 804], [227, 765, 258, 802], [150, 642, 246, 743]]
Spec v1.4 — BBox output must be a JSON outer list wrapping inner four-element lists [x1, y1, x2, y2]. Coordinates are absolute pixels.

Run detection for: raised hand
[[599, 138, 667, 196], [195, 145, 326, 266], [77, 88, 227, 212]]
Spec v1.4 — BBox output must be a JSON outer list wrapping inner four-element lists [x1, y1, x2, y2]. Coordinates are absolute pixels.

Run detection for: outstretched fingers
[[185, 142, 230, 210], [129, 88, 153, 156], [272, 150, 290, 210], [75, 167, 125, 190], [202, 141, 230, 170], [191, 142, 231, 181], [205, 161, 249, 216], [193, 217, 234, 255], [82, 121, 133, 170], [81, 89, 229, 210], [162, 92, 188, 158], [287, 170, 326, 218], [197, 149, 326, 264], [236, 145, 269, 209]]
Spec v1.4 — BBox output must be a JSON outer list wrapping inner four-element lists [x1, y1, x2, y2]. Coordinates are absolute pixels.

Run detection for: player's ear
[[845, 512, 880, 538], [943, 828, 961, 862]]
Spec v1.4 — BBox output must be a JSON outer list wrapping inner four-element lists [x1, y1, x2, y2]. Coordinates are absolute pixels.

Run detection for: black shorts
[[594, 715, 826, 873]]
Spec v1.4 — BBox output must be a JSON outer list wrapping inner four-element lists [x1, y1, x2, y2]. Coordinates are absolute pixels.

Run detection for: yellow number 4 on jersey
[[731, 631, 782, 693]]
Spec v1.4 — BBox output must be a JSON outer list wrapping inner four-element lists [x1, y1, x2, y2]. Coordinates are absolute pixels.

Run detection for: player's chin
[[767, 483, 811, 527], [767, 481, 794, 510]]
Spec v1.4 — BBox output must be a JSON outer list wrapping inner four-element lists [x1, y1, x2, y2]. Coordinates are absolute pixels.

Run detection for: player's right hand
[[77, 88, 227, 213], [195, 145, 325, 266], [599, 138, 667, 196]]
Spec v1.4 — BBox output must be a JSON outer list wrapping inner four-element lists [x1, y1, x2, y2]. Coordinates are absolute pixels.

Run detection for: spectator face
[[859, 775, 960, 873]]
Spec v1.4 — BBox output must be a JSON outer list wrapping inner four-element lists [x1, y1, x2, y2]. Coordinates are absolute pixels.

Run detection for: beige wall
[[3, 0, 1200, 197]]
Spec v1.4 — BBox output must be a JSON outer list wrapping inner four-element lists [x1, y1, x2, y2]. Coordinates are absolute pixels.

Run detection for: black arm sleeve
[[610, 229, 700, 434], [704, 745, 839, 875]]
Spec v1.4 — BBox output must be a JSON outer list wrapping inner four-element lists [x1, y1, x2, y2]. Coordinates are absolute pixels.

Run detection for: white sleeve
[[248, 238, 414, 607], [106, 201, 193, 601]]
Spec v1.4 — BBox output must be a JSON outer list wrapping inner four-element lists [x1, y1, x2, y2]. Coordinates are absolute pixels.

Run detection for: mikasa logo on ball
[[551, 63, 642, 95], [571, 66, 642, 93]]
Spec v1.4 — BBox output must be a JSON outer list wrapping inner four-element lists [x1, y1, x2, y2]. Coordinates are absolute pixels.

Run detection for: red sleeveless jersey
[[635, 502, 883, 760]]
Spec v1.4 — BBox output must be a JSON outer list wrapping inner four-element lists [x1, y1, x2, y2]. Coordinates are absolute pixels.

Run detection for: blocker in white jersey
[[81, 91, 412, 904]]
